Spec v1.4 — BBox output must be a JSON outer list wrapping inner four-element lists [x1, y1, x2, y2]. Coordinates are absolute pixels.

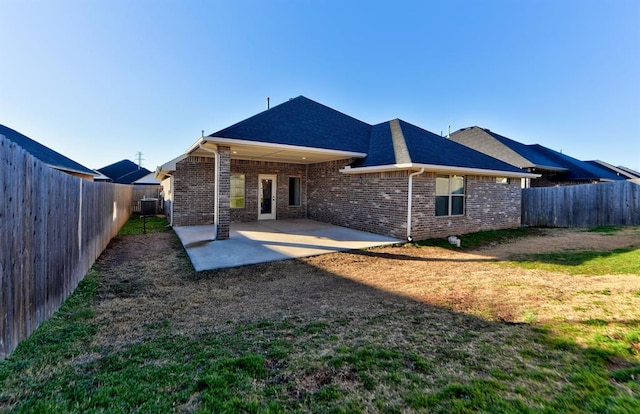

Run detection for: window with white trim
[[230, 174, 245, 208], [435, 175, 465, 216]]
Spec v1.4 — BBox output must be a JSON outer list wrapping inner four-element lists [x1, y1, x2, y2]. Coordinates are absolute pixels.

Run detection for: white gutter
[[341, 163, 540, 179], [197, 143, 220, 240], [406, 168, 425, 242]]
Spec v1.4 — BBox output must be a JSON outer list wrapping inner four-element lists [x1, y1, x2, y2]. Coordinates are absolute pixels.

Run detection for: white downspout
[[198, 143, 220, 240], [407, 168, 425, 242]]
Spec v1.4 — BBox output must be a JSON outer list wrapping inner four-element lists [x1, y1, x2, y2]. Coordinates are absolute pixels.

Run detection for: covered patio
[[174, 219, 401, 271]]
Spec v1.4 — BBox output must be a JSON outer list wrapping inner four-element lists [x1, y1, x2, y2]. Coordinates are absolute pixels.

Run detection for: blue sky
[[2, 0, 639, 172]]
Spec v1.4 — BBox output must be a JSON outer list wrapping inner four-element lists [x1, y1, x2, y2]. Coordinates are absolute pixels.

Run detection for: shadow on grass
[[2, 229, 639, 413]]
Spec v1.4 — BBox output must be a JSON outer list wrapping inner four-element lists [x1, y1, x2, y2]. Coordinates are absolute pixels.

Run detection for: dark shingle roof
[[352, 120, 526, 174], [209, 96, 372, 153], [115, 168, 153, 184], [481, 129, 565, 170], [97, 159, 151, 183], [451, 126, 625, 181], [529, 146, 624, 181], [0, 124, 96, 176]]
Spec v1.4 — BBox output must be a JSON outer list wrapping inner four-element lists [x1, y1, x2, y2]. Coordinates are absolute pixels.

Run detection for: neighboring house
[[0, 124, 96, 180], [585, 160, 640, 180], [449, 126, 625, 187], [97, 159, 152, 184], [155, 96, 538, 241], [132, 172, 161, 186]]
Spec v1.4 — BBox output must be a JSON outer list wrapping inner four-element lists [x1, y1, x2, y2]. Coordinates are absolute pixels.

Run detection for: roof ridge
[[389, 119, 411, 164]]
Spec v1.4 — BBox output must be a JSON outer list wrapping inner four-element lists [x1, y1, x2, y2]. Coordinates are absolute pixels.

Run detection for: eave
[[187, 137, 367, 165]]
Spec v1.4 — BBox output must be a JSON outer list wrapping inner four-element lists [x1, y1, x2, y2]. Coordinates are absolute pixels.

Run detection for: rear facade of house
[[157, 97, 536, 241]]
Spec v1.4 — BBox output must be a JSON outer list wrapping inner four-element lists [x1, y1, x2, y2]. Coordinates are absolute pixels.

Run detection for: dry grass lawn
[[2, 223, 639, 412]]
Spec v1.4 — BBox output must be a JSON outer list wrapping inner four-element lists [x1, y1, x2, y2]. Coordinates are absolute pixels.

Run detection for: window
[[230, 174, 245, 208], [435, 175, 465, 216], [496, 177, 510, 184], [288, 176, 301, 206]]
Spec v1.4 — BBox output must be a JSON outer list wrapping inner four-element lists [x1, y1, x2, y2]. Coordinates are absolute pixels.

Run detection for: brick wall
[[173, 156, 215, 227], [308, 161, 522, 240], [230, 159, 307, 223], [307, 160, 410, 238], [410, 174, 522, 239]]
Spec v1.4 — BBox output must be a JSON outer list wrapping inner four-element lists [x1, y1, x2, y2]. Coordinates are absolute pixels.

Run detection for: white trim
[[258, 174, 277, 220], [193, 136, 367, 159], [340, 163, 540, 179]]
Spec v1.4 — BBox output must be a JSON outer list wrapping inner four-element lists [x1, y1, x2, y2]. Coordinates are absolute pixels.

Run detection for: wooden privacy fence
[[522, 181, 640, 227], [0, 136, 133, 359]]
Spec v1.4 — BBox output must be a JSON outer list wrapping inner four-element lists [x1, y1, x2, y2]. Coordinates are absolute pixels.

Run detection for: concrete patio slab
[[173, 219, 402, 271]]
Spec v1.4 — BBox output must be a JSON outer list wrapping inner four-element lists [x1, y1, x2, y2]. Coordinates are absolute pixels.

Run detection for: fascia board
[[341, 163, 540, 179]]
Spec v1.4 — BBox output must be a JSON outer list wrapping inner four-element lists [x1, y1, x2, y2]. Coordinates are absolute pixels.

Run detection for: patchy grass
[[1, 226, 639, 412], [588, 225, 625, 234], [414, 227, 543, 250], [512, 248, 640, 275], [118, 214, 168, 235]]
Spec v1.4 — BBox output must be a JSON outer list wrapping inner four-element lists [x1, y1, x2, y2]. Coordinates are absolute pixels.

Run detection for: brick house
[[450, 126, 626, 187], [155, 97, 537, 241]]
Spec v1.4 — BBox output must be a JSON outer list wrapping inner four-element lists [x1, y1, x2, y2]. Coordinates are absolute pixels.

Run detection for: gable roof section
[[351, 120, 529, 176], [0, 124, 96, 176], [208, 96, 372, 154]]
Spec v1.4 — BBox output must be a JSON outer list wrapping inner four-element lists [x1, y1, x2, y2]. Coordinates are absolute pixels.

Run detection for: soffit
[[191, 139, 366, 165]]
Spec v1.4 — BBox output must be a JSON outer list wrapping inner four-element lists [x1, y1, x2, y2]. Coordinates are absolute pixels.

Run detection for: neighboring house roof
[[450, 126, 565, 171], [450, 126, 625, 181], [0, 124, 96, 177], [528, 145, 623, 181], [209, 96, 372, 154], [350, 119, 527, 175], [98, 159, 151, 184], [114, 168, 153, 184], [617, 165, 640, 179], [133, 172, 161, 185], [586, 161, 640, 180], [92, 170, 112, 181]]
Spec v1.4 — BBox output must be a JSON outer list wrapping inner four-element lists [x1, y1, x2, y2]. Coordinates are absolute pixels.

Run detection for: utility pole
[[135, 151, 144, 169]]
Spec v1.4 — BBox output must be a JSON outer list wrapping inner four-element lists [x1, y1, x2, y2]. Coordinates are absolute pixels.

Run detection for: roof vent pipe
[[407, 168, 425, 241], [266, 97, 270, 110]]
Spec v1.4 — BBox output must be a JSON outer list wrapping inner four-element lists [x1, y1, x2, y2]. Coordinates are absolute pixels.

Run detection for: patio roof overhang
[[186, 137, 367, 165], [340, 163, 541, 179]]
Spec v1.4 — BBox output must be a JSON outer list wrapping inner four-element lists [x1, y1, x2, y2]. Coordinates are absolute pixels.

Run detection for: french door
[[258, 174, 277, 220]]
